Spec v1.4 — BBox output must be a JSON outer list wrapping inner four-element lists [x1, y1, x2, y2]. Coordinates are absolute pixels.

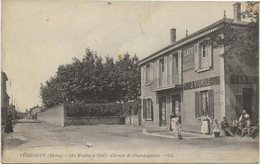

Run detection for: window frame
[[145, 98, 153, 121], [197, 42, 212, 73], [144, 63, 153, 85]]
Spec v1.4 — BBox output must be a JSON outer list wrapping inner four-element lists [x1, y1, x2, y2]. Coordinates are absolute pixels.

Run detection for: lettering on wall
[[184, 76, 220, 90], [183, 46, 194, 72], [230, 75, 259, 84]]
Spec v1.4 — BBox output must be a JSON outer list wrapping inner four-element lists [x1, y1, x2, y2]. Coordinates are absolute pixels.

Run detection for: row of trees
[[40, 49, 141, 108]]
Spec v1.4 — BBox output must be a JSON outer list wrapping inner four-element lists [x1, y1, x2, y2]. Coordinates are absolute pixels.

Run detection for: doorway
[[243, 88, 253, 117], [159, 96, 167, 127]]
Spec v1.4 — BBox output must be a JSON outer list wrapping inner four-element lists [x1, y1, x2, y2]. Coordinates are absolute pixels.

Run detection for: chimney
[[170, 28, 176, 44], [233, 2, 241, 21]]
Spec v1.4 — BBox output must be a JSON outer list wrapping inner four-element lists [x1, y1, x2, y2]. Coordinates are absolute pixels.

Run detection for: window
[[172, 54, 179, 84], [143, 99, 153, 120], [195, 90, 214, 118], [201, 91, 209, 114], [160, 58, 164, 72], [196, 43, 212, 71], [144, 63, 153, 84]]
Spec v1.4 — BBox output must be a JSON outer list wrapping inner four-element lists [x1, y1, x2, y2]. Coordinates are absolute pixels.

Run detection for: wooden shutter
[[178, 50, 182, 84], [168, 55, 172, 85], [164, 56, 168, 85], [143, 66, 146, 85], [195, 92, 200, 118], [143, 99, 147, 119], [150, 63, 153, 82], [156, 60, 160, 87], [194, 44, 199, 71], [208, 90, 214, 118], [151, 99, 153, 121], [208, 45, 212, 68]]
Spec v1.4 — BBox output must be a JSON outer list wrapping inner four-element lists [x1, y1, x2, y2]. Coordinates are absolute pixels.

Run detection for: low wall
[[65, 116, 125, 126], [125, 116, 140, 126], [37, 104, 66, 127]]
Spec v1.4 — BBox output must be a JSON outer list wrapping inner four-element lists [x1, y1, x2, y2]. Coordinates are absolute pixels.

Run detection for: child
[[213, 119, 220, 138], [175, 121, 182, 140]]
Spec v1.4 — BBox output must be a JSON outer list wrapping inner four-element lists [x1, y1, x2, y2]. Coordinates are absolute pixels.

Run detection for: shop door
[[159, 97, 167, 127], [243, 88, 253, 117], [172, 95, 181, 123]]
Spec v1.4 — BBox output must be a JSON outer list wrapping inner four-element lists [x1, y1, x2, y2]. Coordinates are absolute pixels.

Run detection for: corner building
[[138, 3, 259, 133]]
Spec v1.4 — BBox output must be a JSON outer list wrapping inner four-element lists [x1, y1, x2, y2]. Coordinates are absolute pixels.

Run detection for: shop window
[[195, 90, 214, 118], [143, 99, 153, 121]]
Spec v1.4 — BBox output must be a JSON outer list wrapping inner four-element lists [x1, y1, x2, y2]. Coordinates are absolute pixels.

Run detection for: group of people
[[201, 110, 257, 138]]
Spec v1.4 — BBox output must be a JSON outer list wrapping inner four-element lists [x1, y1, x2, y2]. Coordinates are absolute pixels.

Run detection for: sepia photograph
[[1, 0, 259, 163]]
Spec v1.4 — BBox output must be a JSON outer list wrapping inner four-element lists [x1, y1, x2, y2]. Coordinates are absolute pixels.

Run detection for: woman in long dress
[[4, 115, 14, 133], [201, 112, 211, 134], [170, 114, 177, 133]]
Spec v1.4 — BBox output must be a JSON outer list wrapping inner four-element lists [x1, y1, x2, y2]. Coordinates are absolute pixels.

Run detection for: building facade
[[1, 71, 10, 124], [30, 105, 43, 119], [138, 3, 259, 133]]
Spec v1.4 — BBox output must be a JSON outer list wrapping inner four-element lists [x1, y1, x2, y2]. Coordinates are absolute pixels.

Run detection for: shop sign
[[183, 46, 194, 72], [184, 76, 220, 90], [230, 75, 258, 84]]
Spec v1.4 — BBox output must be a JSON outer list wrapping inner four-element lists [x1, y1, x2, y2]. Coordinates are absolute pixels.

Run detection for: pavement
[[1, 118, 259, 163]]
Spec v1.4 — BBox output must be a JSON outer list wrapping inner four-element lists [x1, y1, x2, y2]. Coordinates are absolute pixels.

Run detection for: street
[[2, 119, 259, 163]]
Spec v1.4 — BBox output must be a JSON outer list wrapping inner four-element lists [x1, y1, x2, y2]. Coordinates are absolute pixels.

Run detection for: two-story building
[[138, 3, 259, 133]]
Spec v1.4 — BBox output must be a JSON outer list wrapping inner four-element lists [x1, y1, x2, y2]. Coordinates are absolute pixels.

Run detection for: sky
[[2, 0, 247, 112]]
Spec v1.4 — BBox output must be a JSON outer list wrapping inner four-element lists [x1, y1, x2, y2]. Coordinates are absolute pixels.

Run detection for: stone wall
[[65, 116, 125, 126], [37, 104, 67, 127]]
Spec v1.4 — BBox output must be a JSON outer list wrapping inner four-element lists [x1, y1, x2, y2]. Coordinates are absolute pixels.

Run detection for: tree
[[40, 48, 141, 108], [114, 53, 141, 102], [207, 2, 259, 65]]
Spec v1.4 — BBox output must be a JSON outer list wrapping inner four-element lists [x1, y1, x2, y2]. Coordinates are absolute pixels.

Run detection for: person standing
[[170, 114, 178, 133], [200, 112, 211, 134], [4, 115, 14, 133]]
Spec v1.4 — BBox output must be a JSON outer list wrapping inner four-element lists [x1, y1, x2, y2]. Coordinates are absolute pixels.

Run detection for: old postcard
[[1, 0, 259, 163]]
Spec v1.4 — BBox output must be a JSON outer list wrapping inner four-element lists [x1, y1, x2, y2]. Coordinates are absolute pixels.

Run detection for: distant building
[[138, 3, 259, 133], [30, 105, 43, 119], [8, 104, 17, 120], [1, 71, 10, 124]]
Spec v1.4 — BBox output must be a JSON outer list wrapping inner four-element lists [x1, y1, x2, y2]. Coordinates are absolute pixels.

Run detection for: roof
[[138, 18, 248, 66]]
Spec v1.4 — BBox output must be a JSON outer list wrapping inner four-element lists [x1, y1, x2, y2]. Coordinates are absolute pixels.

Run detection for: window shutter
[[208, 45, 212, 68], [151, 99, 153, 121], [178, 50, 182, 84], [194, 44, 199, 71], [156, 60, 160, 87], [168, 55, 172, 85], [143, 66, 146, 85], [208, 90, 214, 118], [150, 63, 153, 82], [164, 56, 168, 85], [143, 99, 147, 119], [195, 92, 200, 118]]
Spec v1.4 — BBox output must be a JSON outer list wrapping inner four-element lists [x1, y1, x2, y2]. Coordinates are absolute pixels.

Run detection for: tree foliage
[[40, 48, 141, 108], [207, 2, 259, 65]]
